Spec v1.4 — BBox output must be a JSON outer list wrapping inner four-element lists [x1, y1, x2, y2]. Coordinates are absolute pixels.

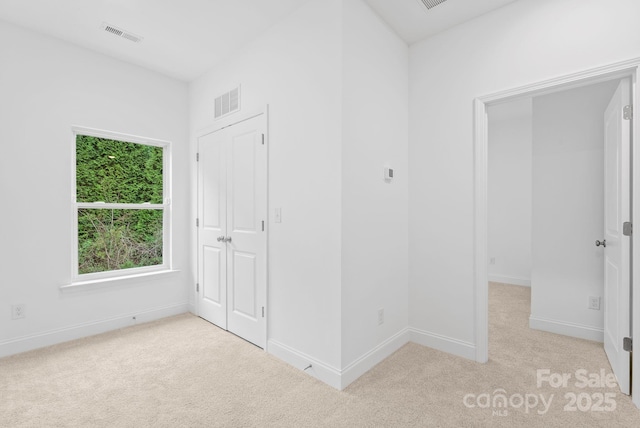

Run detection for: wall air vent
[[418, 0, 448, 10], [101, 22, 144, 43], [214, 86, 241, 120]]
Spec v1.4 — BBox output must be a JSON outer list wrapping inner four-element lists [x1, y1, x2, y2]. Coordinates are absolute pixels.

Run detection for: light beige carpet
[[1, 282, 639, 427]]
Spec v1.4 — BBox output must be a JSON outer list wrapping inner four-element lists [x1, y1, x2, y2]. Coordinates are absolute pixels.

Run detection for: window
[[72, 127, 171, 282]]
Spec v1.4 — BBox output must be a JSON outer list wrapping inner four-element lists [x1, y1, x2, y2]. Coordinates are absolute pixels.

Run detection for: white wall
[[7, 0, 635, 392], [0, 21, 190, 357], [488, 98, 532, 287], [409, 0, 640, 356], [190, 0, 344, 373], [530, 80, 618, 341], [341, 0, 409, 372], [0, 0, 406, 390], [190, 0, 409, 388]]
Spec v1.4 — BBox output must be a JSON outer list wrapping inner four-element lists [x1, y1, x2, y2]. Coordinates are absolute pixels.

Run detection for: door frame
[[473, 59, 639, 404], [195, 106, 269, 350]]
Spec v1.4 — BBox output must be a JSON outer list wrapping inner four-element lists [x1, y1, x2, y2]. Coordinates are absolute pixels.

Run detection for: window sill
[[61, 269, 180, 292]]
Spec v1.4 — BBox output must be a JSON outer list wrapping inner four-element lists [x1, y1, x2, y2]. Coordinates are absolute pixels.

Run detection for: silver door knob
[[217, 236, 225, 242], [224, 236, 232, 243], [595, 240, 606, 247]]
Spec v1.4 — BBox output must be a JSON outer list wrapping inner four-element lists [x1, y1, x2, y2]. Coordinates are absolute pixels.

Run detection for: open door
[[603, 78, 632, 395]]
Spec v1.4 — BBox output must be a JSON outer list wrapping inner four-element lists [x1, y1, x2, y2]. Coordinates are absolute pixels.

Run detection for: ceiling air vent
[[214, 86, 241, 120], [418, 0, 448, 10], [101, 22, 144, 43]]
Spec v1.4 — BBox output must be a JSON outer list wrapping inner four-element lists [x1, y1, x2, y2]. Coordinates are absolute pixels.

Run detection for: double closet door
[[197, 114, 267, 348]]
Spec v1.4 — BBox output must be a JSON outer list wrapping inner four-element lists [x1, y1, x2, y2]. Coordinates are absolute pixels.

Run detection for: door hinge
[[623, 337, 632, 352], [196, 152, 200, 162], [196, 218, 199, 227], [623, 105, 633, 120], [261, 134, 265, 145], [262, 306, 265, 318], [262, 220, 265, 232], [623, 222, 632, 236], [196, 283, 199, 293]]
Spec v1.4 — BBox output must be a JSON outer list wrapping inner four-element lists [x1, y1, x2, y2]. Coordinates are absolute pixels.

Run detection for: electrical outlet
[[377, 308, 384, 325], [588, 296, 601, 310], [11, 304, 25, 320]]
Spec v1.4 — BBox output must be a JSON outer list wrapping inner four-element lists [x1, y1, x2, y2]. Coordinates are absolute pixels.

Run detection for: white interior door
[[197, 129, 228, 329], [225, 117, 267, 348], [197, 114, 267, 349], [603, 78, 631, 395]]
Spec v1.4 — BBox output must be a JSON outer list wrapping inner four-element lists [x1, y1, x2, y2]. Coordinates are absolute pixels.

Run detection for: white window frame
[[71, 126, 172, 284]]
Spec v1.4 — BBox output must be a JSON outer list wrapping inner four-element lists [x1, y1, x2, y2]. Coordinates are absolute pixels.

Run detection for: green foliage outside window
[[76, 135, 164, 274]]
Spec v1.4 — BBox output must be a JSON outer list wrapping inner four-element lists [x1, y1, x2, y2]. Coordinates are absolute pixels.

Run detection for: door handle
[[217, 236, 225, 242], [224, 236, 232, 243], [595, 239, 606, 247]]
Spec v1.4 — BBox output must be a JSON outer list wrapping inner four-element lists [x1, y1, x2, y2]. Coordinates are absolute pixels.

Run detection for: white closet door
[[226, 117, 267, 348], [197, 114, 267, 349], [197, 128, 229, 329]]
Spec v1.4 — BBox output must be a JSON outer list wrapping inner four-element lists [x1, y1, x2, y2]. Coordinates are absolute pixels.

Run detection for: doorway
[[488, 79, 621, 338], [474, 60, 639, 401], [487, 78, 626, 382], [196, 112, 268, 348]]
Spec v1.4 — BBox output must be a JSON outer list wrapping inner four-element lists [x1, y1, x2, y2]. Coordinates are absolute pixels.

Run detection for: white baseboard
[[268, 328, 411, 390], [267, 339, 342, 390], [488, 274, 531, 287], [0, 303, 189, 359], [340, 328, 410, 389], [409, 327, 476, 360], [529, 315, 604, 342]]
